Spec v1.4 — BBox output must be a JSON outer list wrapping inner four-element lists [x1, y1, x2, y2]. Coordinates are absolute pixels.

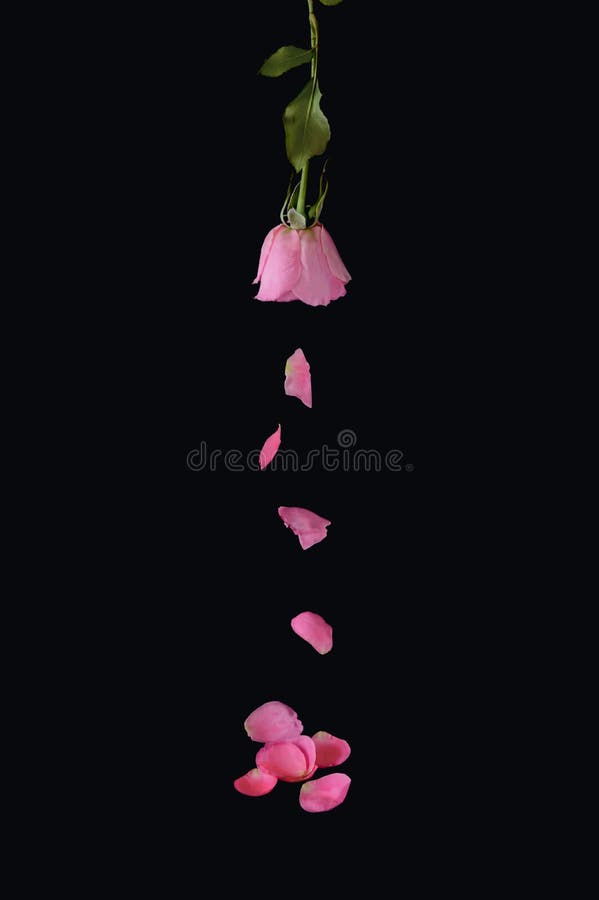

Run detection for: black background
[[100, 0, 485, 884]]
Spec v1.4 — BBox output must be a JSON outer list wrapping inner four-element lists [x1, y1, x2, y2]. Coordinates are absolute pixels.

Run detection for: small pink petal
[[259, 424, 281, 470], [312, 731, 351, 767], [299, 773, 351, 813], [284, 348, 312, 409], [280, 763, 318, 783], [244, 700, 303, 743], [233, 768, 278, 797], [291, 611, 333, 654], [256, 741, 310, 780], [278, 506, 331, 550]]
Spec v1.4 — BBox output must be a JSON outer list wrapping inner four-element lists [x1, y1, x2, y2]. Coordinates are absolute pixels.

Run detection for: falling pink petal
[[244, 700, 303, 743], [299, 773, 351, 813], [233, 768, 278, 797], [312, 731, 351, 767], [259, 424, 281, 470], [278, 506, 331, 550], [284, 348, 312, 409], [291, 611, 333, 654], [280, 763, 318, 783]]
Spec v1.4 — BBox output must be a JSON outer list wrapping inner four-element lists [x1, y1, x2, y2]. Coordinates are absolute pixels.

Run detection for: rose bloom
[[254, 223, 351, 307]]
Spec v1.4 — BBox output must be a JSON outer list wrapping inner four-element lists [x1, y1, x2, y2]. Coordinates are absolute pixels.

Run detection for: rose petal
[[278, 506, 331, 550], [312, 731, 351, 767], [256, 741, 310, 780], [293, 227, 345, 307], [299, 773, 351, 813], [253, 225, 282, 284], [280, 763, 318, 783], [284, 348, 312, 409], [320, 225, 351, 284], [259, 424, 281, 470], [244, 700, 303, 743], [294, 735, 317, 773], [233, 768, 278, 797], [254, 227, 301, 301], [291, 611, 333, 654]]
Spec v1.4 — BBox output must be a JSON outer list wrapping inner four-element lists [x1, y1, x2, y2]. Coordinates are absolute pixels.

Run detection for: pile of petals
[[234, 700, 351, 813]]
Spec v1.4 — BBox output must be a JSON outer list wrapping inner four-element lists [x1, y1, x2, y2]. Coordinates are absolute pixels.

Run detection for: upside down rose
[[254, 223, 350, 307]]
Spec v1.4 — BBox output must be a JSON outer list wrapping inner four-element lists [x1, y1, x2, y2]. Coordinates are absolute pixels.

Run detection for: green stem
[[296, 0, 318, 219], [297, 160, 310, 218]]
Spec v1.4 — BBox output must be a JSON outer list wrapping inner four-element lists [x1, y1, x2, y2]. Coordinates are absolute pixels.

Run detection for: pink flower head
[[284, 348, 312, 408], [291, 611, 333, 654], [259, 424, 281, 470], [278, 506, 331, 550], [299, 773, 351, 813], [253, 223, 351, 307], [256, 735, 317, 782], [244, 700, 303, 743], [312, 731, 351, 767], [233, 768, 278, 797]]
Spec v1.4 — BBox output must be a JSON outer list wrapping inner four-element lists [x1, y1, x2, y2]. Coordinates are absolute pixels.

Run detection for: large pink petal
[[312, 731, 351, 767], [284, 348, 312, 408], [244, 700, 303, 743], [256, 741, 309, 780], [259, 424, 281, 470], [278, 506, 331, 550], [233, 768, 278, 797], [280, 763, 318, 783], [255, 227, 301, 301], [253, 225, 283, 284], [293, 226, 346, 307], [320, 225, 351, 283], [291, 611, 333, 654], [299, 773, 351, 813]]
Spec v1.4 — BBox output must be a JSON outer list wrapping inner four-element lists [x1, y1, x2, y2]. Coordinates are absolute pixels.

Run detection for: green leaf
[[259, 46, 314, 77], [283, 79, 331, 173], [319, 0, 344, 6]]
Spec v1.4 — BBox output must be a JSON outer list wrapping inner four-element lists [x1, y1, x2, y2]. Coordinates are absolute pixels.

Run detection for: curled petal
[[256, 741, 310, 780], [294, 227, 345, 307], [253, 225, 283, 284], [299, 773, 351, 813], [312, 731, 351, 767], [320, 225, 351, 284], [259, 424, 281, 470], [254, 227, 301, 301], [284, 348, 312, 409], [291, 611, 333, 654], [294, 735, 317, 773], [278, 506, 331, 550], [244, 700, 303, 743], [233, 768, 278, 797]]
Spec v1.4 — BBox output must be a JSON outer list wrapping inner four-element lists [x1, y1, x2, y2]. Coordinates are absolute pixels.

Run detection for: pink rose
[[253, 223, 351, 307]]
